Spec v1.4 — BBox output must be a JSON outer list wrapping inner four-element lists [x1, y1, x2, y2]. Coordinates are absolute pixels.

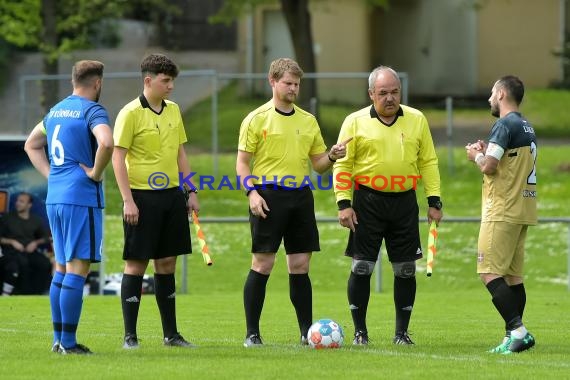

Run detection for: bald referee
[[333, 66, 443, 346], [237, 58, 348, 347]]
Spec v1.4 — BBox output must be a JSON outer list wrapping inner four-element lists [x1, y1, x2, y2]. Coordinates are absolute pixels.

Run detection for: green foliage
[[363, 0, 390, 8], [209, 0, 390, 25], [0, 0, 125, 67], [54, 0, 124, 50], [209, 0, 277, 25], [520, 89, 570, 137], [121, 0, 181, 21], [0, 0, 177, 58], [0, 0, 41, 47]]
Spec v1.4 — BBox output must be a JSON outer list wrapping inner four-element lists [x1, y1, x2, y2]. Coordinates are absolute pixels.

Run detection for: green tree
[[0, 0, 178, 112], [0, 0, 121, 110], [211, 0, 389, 110]]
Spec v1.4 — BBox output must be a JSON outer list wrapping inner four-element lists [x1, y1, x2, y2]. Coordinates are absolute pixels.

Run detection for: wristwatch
[[183, 186, 198, 201], [430, 200, 443, 210]]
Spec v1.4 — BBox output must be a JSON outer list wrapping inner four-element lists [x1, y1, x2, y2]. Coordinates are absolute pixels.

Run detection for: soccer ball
[[307, 319, 344, 349]]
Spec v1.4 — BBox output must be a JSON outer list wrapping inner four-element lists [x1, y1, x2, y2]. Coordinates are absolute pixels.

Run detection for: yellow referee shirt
[[114, 95, 187, 189], [333, 105, 440, 202], [238, 100, 327, 187]]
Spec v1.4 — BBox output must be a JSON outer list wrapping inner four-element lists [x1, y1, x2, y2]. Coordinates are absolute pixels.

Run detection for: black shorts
[[345, 186, 422, 263], [122, 187, 191, 260], [250, 186, 320, 254]]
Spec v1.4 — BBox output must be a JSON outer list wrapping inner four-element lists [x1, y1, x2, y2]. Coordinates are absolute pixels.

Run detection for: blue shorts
[[47, 204, 102, 265]]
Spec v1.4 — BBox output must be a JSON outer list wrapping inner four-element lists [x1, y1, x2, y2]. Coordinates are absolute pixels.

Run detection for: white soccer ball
[[307, 319, 344, 349]]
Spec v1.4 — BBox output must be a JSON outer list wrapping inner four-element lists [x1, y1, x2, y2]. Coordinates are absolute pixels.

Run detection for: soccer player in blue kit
[[25, 60, 114, 354]]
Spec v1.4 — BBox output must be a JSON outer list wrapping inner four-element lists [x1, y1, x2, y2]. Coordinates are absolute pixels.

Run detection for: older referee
[[333, 66, 443, 346]]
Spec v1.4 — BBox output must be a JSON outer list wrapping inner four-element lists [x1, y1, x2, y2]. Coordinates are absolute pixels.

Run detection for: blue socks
[[49, 271, 65, 344], [60, 273, 86, 349]]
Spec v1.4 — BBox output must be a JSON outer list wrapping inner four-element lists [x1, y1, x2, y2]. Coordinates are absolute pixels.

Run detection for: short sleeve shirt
[[238, 100, 327, 187], [483, 112, 537, 224], [42, 95, 110, 208], [114, 95, 187, 189]]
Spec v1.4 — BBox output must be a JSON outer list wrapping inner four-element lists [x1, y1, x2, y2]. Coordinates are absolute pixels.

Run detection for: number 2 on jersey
[[527, 141, 537, 185]]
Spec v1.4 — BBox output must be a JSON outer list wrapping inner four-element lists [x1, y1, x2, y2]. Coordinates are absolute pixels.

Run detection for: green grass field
[[1, 145, 570, 379], [2, 289, 569, 379]]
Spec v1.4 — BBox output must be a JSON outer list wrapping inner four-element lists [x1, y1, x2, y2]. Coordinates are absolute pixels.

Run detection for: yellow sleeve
[[417, 117, 441, 197], [238, 115, 259, 153], [113, 108, 134, 149], [332, 115, 357, 203], [175, 105, 188, 145], [309, 118, 327, 155]]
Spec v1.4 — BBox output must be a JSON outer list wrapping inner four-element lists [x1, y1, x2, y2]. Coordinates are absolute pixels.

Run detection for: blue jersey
[[43, 95, 110, 208]]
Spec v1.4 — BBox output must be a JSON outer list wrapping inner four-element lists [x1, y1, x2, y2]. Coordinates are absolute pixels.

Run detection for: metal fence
[[17, 72, 569, 293], [19, 70, 408, 177], [182, 217, 570, 293]]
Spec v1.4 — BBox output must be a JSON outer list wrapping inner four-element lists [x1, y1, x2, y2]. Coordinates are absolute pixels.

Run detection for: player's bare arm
[[24, 123, 50, 178], [466, 141, 499, 174], [80, 123, 114, 182], [112, 146, 139, 225], [310, 137, 353, 173]]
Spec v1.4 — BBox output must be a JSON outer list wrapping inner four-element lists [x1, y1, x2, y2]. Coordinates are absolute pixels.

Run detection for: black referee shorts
[[249, 185, 320, 254], [122, 187, 191, 260], [345, 186, 422, 263]]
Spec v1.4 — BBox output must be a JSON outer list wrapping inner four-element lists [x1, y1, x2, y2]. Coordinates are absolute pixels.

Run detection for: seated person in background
[[0, 192, 52, 295]]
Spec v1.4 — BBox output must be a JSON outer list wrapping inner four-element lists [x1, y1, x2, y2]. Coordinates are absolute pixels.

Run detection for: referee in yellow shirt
[[333, 66, 443, 346], [112, 54, 199, 349], [237, 58, 349, 347]]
